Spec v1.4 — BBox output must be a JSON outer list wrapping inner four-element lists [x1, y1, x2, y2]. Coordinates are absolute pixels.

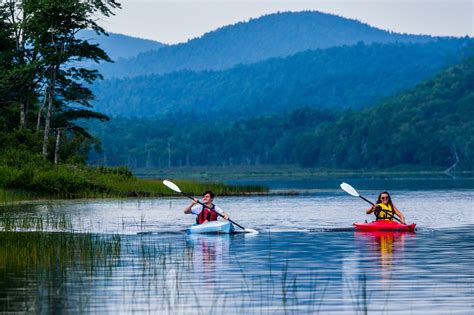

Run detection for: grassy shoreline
[[0, 164, 268, 204]]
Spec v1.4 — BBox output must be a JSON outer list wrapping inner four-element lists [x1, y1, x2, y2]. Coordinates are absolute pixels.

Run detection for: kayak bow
[[353, 220, 416, 232], [186, 221, 235, 234]]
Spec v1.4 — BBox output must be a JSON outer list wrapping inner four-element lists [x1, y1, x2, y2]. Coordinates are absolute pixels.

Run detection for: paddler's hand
[[222, 213, 229, 220], [367, 205, 376, 214], [191, 198, 198, 204]]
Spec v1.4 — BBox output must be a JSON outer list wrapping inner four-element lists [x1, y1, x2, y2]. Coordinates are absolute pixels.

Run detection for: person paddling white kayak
[[184, 190, 229, 224], [366, 191, 406, 224]]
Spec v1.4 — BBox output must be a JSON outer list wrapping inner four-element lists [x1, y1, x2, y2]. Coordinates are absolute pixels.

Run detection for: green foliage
[[89, 56, 474, 171], [91, 166, 133, 179], [0, 129, 43, 153], [0, 0, 119, 164], [0, 149, 263, 199]]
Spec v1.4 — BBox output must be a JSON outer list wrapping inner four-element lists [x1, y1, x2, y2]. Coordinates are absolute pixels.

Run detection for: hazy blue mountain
[[78, 30, 165, 61], [99, 11, 433, 78], [92, 39, 472, 118]]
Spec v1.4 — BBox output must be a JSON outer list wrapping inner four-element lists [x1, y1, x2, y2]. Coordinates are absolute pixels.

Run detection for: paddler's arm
[[214, 206, 229, 220], [393, 206, 406, 224], [366, 205, 377, 214], [184, 198, 198, 214]]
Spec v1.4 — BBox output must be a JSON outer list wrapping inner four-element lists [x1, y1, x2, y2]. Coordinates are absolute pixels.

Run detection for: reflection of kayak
[[353, 221, 416, 232], [186, 221, 235, 234]]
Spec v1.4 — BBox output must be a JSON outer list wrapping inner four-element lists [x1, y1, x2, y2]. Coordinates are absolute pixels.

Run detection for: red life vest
[[196, 205, 218, 224]]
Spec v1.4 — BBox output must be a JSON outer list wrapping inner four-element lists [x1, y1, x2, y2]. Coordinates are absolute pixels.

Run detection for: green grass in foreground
[[0, 188, 40, 203]]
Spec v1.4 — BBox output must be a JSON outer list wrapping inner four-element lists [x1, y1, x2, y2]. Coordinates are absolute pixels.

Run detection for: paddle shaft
[[181, 192, 247, 230], [358, 195, 404, 224]]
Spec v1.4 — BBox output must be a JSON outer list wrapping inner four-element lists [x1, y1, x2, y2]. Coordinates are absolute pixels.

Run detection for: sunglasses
[[380, 196, 389, 200]]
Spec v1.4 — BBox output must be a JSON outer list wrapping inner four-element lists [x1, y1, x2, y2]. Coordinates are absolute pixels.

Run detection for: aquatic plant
[[0, 213, 72, 232], [0, 167, 267, 202]]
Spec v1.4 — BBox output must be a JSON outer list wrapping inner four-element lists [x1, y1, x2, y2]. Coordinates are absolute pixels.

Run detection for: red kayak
[[353, 220, 416, 232]]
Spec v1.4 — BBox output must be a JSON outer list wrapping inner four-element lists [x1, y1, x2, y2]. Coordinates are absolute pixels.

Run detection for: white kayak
[[186, 221, 235, 234]]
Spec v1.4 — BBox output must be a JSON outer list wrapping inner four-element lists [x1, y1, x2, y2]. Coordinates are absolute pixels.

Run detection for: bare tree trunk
[[444, 146, 460, 175], [54, 128, 61, 165], [146, 150, 152, 168], [20, 103, 26, 128], [36, 87, 48, 132], [42, 77, 55, 159]]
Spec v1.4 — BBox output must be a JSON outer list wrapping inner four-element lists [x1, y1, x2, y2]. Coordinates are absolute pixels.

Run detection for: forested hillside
[[99, 11, 432, 78], [93, 39, 472, 118], [89, 56, 474, 171]]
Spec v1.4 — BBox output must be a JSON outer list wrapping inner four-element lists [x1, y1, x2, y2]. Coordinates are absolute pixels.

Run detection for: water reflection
[[0, 228, 472, 314], [0, 186, 473, 314], [186, 234, 231, 288], [0, 232, 121, 313], [354, 231, 415, 284]]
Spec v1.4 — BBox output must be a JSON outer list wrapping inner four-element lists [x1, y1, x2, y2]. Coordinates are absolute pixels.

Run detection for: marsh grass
[[0, 232, 121, 270], [0, 213, 73, 232], [119, 237, 338, 314], [0, 166, 267, 203], [0, 188, 40, 203], [101, 177, 267, 197], [1, 229, 372, 314]]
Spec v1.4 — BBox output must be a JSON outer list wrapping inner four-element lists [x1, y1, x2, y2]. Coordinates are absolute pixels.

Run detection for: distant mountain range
[[78, 30, 165, 61], [92, 39, 472, 118], [98, 11, 434, 78]]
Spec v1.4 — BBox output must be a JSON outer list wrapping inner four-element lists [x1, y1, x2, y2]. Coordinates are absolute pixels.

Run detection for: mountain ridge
[[78, 30, 166, 61], [92, 38, 471, 118], [99, 11, 434, 78]]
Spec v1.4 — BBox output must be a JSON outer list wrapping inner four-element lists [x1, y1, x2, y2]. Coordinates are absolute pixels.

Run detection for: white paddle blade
[[163, 180, 182, 193], [340, 182, 359, 197], [244, 228, 259, 234]]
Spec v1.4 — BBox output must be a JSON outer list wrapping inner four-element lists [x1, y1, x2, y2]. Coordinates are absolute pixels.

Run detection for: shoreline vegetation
[[0, 150, 269, 204], [0, 164, 268, 204]]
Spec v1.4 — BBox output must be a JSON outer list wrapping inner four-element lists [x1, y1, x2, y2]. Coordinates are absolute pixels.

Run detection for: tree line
[[89, 56, 474, 171]]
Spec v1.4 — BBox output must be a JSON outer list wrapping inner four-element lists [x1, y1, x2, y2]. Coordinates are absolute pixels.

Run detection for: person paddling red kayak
[[340, 182, 416, 232], [366, 191, 406, 224]]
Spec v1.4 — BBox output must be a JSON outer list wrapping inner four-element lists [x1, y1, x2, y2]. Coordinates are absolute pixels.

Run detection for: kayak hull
[[186, 221, 235, 234], [353, 221, 416, 232]]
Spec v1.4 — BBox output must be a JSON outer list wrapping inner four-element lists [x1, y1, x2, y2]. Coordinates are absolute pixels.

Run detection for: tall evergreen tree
[[1, 0, 120, 161]]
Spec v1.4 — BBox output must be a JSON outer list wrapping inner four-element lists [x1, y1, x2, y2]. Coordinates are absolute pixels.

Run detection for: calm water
[[0, 179, 473, 314]]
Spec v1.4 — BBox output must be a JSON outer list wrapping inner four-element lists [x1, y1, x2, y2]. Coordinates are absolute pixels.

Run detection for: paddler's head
[[202, 190, 215, 204], [377, 192, 391, 205]]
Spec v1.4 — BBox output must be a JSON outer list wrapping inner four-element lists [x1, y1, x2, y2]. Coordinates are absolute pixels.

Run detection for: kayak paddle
[[163, 180, 258, 234], [340, 182, 405, 224]]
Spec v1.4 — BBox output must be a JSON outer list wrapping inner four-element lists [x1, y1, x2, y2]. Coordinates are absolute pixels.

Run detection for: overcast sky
[[99, 0, 474, 44]]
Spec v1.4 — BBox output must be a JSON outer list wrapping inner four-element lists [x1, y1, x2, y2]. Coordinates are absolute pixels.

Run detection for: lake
[[0, 178, 473, 314]]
